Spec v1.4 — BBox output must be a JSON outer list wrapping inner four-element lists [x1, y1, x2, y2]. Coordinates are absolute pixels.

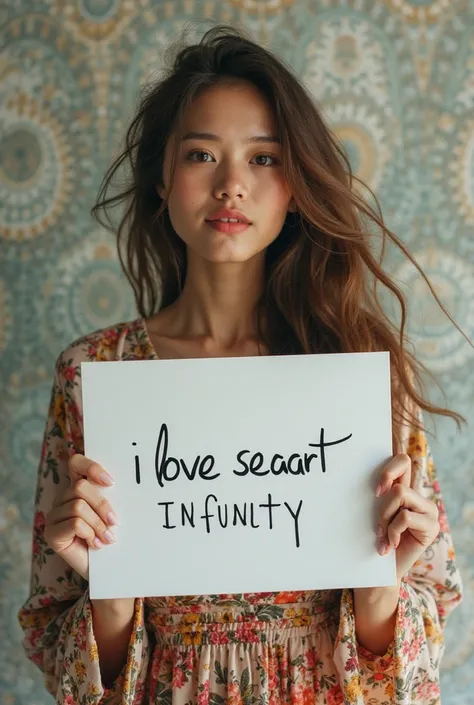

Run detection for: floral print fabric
[[18, 319, 462, 705]]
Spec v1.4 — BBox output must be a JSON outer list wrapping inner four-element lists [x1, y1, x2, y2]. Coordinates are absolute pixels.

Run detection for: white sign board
[[82, 353, 396, 600]]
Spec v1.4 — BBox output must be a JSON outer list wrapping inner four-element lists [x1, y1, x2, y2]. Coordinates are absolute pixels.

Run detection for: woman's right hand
[[44, 454, 119, 582]]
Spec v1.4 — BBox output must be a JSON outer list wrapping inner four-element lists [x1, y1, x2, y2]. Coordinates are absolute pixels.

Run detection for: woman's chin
[[187, 243, 266, 266]]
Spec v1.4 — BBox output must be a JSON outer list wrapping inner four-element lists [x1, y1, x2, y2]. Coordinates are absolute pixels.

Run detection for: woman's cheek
[[177, 171, 209, 203], [264, 169, 292, 200], [265, 182, 293, 216]]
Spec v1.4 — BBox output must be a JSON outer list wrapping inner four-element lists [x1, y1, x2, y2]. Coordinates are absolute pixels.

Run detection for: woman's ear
[[156, 183, 167, 200], [287, 197, 298, 213]]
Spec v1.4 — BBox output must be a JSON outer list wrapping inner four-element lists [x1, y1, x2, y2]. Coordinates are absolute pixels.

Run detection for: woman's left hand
[[376, 453, 440, 581]]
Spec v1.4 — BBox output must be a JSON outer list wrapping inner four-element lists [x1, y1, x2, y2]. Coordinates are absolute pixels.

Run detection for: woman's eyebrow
[[181, 131, 280, 144]]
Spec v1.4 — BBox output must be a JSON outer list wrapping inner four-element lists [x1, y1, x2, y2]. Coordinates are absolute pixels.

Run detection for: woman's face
[[158, 79, 295, 265]]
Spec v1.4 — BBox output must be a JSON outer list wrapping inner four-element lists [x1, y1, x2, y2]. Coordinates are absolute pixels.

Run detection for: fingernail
[[376, 524, 385, 538], [377, 540, 387, 555], [93, 537, 104, 549], [375, 484, 382, 497], [104, 529, 116, 543], [107, 511, 119, 526], [99, 472, 115, 486]]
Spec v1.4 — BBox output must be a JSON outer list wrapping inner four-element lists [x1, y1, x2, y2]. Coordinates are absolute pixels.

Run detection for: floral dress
[[18, 319, 462, 705]]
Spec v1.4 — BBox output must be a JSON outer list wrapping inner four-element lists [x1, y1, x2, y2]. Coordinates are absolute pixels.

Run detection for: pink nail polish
[[104, 529, 116, 543], [375, 484, 382, 497], [93, 537, 103, 549], [99, 472, 115, 486], [107, 511, 119, 526]]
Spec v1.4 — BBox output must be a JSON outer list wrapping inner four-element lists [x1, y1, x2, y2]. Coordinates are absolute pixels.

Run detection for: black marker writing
[[134, 424, 352, 485], [158, 501, 176, 529], [233, 429, 351, 478], [181, 502, 195, 528], [284, 499, 303, 548], [156, 496, 303, 548], [136, 422, 353, 549], [233, 503, 247, 526], [132, 442, 141, 484], [201, 494, 217, 534], [259, 493, 281, 529], [154, 423, 220, 487], [218, 504, 228, 528], [308, 428, 352, 473]]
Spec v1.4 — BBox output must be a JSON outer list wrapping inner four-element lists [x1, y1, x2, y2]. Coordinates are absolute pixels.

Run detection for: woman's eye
[[252, 154, 280, 166], [187, 150, 214, 162], [186, 151, 280, 166]]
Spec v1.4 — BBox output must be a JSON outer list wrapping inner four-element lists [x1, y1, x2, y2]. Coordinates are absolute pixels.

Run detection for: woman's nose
[[213, 166, 248, 201]]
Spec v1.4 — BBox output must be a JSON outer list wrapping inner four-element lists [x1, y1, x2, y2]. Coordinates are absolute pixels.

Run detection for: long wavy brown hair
[[91, 24, 469, 448]]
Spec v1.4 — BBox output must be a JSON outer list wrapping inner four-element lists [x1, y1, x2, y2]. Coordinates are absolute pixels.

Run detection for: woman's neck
[[147, 254, 268, 356]]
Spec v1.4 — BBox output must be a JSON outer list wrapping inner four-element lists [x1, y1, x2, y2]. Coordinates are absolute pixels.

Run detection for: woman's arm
[[91, 598, 136, 687], [18, 347, 150, 704], [353, 584, 400, 655], [334, 409, 462, 704], [353, 437, 442, 655]]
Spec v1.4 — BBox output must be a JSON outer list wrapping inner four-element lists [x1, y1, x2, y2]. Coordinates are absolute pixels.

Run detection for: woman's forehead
[[179, 81, 277, 134]]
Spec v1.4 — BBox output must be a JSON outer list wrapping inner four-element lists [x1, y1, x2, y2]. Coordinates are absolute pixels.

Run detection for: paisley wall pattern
[[1, 1, 473, 702]]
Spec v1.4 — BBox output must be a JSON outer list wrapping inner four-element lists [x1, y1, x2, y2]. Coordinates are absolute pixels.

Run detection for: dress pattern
[[17, 319, 462, 705]]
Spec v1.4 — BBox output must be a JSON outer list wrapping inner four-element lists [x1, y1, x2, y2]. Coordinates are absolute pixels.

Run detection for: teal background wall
[[1, 1, 473, 702]]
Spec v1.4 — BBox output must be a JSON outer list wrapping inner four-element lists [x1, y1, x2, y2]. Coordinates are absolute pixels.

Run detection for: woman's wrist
[[91, 597, 136, 618], [353, 583, 401, 655], [353, 582, 401, 606]]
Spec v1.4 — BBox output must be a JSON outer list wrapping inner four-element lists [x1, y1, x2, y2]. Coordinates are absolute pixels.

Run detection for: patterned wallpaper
[[1, 1, 473, 703]]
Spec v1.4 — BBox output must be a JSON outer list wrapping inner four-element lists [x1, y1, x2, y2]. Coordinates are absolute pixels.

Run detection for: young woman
[[18, 25, 463, 705]]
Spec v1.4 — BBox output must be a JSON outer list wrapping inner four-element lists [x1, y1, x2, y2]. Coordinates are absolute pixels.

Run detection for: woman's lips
[[205, 220, 251, 234]]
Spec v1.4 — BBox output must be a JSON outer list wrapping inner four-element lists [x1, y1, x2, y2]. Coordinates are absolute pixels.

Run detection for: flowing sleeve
[[17, 344, 150, 705], [333, 407, 463, 705]]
